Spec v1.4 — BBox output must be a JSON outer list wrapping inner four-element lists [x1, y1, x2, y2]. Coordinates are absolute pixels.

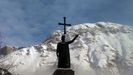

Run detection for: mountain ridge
[[0, 22, 133, 75]]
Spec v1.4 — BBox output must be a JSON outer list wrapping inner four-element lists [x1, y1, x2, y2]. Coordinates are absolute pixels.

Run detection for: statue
[[57, 17, 78, 68], [53, 17, 78, 75], [57, 34, 78, 68]]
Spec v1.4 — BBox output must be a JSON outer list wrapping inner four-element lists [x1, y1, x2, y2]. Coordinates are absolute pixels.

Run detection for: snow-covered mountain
[[0, 22, 133, 75]]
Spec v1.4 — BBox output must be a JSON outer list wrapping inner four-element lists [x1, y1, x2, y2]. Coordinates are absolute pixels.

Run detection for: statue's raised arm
[[66, 35, 79, 44]]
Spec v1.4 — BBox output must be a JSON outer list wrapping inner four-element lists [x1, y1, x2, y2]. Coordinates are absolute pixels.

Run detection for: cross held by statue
[[58, 17, 71, 34]]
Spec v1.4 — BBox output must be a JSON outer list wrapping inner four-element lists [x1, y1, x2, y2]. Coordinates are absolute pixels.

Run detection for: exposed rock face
[[0, 46, 16, 55], [0, 67, 12, 75], [0, 22, 133, 75]]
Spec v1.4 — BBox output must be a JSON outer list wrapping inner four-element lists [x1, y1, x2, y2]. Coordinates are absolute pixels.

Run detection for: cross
[[58, 17, 71, 34]]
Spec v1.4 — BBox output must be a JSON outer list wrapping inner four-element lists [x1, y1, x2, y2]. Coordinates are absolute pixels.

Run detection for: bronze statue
[[57, 17, 78, 68]]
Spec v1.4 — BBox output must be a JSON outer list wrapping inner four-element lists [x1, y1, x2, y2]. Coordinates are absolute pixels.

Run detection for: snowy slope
[[0, 22, 133, 75]]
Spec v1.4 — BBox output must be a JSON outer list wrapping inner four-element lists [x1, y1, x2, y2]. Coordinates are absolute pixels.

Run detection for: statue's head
[[61, 35, 65, 42]]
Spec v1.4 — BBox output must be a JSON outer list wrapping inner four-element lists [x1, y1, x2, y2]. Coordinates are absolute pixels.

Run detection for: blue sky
[[0, 0, 133, 47]]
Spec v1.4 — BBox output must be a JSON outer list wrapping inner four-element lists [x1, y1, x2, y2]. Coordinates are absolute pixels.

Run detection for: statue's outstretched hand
[[75, 34, 79, 37], [67, 34, 79, 44]]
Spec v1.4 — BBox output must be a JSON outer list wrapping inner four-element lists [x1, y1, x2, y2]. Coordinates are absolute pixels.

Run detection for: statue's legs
[[58, 58, 70, 68]]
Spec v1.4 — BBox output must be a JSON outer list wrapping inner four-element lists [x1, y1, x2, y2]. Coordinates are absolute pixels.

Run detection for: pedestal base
[[53, 69, 74, 75]]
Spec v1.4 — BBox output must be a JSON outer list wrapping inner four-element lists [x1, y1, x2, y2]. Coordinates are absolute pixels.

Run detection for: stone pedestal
[[53, 69, 74, 75]]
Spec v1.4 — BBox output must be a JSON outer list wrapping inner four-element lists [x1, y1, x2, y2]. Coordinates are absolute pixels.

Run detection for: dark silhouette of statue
[[56, 17, 79, 68], [53, 17, 77, 75], [56, 35, 78, 68]]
